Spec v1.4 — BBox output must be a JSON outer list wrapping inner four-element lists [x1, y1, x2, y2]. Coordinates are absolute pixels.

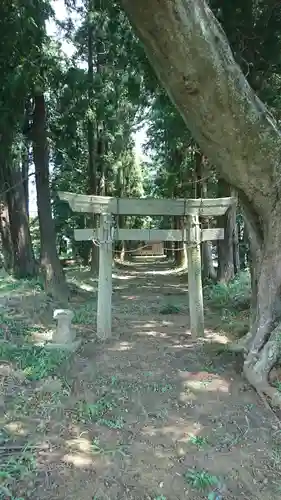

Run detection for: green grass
[[204, 271, 250, 337], [184, 468, 220, 491], [0, 344, 70, 380], [76, 396, 124, 429], [0, 276, 44, 295], [0, 445, 36, 500], [204, 270, 250, 310], [73, 303, 96, 324], [159, 303, 181, 314], [0, 314, 26, 339], [90, 438, 127, 457], [0, 312, 47, 340], [188, 434, 208, 448]]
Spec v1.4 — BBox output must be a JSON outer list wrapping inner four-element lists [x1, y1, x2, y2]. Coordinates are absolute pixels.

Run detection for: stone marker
[[45, 309, 81, 351]]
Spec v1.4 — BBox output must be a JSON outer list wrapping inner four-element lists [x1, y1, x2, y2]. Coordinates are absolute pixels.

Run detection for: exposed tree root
[[243, 322, 281, 408], [228, 331, 253, 355]]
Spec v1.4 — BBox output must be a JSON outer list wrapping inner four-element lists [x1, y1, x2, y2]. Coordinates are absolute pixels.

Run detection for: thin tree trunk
[[32, 92, 68, 302], [120, 0, 281, 405], [239, 219, 248, 270], [0, 200, 13, 272], [174, 216, 187, 268], [0, 152, 13, 272], [233, 212, 240, 274], [194, 150, 216, 280], [165, 240, 174, 260], [217, 179, 235, 283], [21, 141, 29, 218]]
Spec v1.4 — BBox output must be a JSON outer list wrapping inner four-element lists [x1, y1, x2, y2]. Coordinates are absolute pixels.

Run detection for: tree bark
[[32, 92, 69, 302], [21, 141, 30, 218], [217, 179, 235, 283], [87, 7, 100, 273], [174, 216, 187, 268], [233, 214, 240, 274], [120, 0, 281, 405], [239, 219, 248, 270], [194, 150, 216, 281], [0, 132, 36, 277], [164, 240, 174, 260], [0, 200, 13, 272], [5, 162, 37, 279]]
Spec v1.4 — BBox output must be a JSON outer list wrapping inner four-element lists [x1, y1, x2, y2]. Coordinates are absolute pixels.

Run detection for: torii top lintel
[[58, 191, 236, 217]]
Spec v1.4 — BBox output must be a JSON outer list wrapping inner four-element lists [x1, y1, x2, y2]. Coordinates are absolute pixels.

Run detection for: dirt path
[[1, 259, 281, 499]]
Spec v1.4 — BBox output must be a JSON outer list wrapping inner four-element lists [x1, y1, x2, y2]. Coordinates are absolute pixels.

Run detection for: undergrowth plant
[[76, 396, 124, 429], [0, 344, 69, 380], [204, 271, 250, 310], [184, 468, 220, 491], [0, 446, 36, 500]]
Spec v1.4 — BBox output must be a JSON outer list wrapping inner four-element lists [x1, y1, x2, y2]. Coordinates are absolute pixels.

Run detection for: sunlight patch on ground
[[179, 370, 230, 393], [143, 420, 201, 442], [31, 329, 54, 344], [62, 453, 95, 467], [66, 437, 92, 453], [68, 276, 97, 292], [113, 273, 136, 281], [5, 421, 28, 436], [0, 363, 26, 381], [121, 294, 140, 300], [78, 283, 96, 292], [133, 321, 166, 329], [138, 330, 168, 338], [179, 389, 198, 404], [204, 330, 230, 344], [108, 341, 133, 351], [142, 267, 185, 276], [177, 424, 202, 444], [171, 340, 200, 350]]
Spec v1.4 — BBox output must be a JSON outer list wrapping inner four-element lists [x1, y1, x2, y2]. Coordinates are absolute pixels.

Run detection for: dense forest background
[[1, 0, 281, 302]]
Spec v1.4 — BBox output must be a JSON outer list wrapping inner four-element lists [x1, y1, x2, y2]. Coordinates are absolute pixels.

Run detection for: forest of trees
[[1, 0, 281, 404]]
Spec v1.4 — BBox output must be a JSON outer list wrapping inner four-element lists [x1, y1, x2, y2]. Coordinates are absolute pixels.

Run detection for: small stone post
[[46, 309, 81, 351]]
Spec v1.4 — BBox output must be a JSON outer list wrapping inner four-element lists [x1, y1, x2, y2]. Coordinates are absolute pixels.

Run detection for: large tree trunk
[[217, 179, 235, 283], [32, 93, 69, 302], [0, 134, 36, 277], [5, 162, 37, 279], [120, 0, 281, 404]]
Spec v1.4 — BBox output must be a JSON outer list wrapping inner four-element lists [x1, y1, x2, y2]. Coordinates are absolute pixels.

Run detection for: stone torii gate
[[59, 192, 236, 340]]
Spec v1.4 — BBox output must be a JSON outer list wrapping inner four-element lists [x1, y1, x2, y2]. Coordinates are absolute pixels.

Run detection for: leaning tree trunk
[[120, 0, 281, 405], [32, 92, 69, 302]]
